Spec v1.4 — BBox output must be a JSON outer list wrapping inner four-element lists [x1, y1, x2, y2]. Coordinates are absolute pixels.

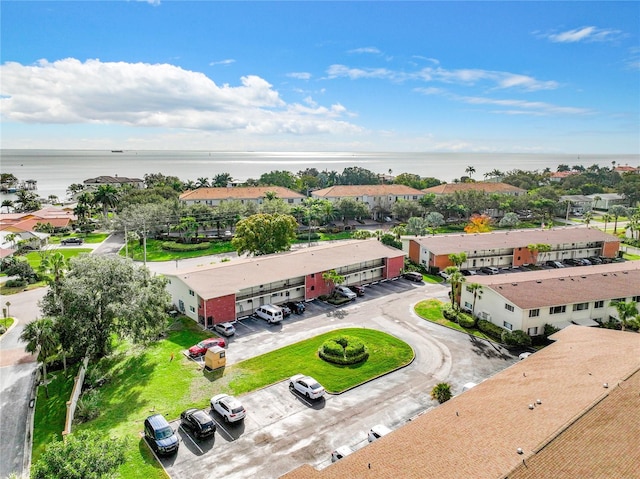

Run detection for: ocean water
[[1, 149, 638, 201]]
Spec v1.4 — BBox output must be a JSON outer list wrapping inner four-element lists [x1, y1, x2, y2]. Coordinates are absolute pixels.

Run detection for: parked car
[[367, 424, 392, 442], [438, 271, 451, 281], [188, 337, 226, 357], [480, 266, 500, 275], [284, 301, 306, 314], [402, 271, 423, 282], [588, 256, 603, 264], [519, 352, 532, 360], [331, 446, 353, 463], [545, 260, 564, 269], [289, 374, 325, 399], [281, 305, 292, 317], [334, 285, 356, 300], [579, 258, 592, 265], [61, 237, 84, 245], [254, 304, 284, 324], [348, 284, 365, 296], [563, 258, 581, 266], [213, 322, 235, 337], [144, 414, 179, 455], [180, 408, 216, 439], [599, 256, 613, 264], [460, 269, 477, 276], [210, 394, 246, 423]]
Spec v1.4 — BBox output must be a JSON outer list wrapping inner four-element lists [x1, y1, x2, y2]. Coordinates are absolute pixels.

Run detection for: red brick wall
[[602, 240, 620, 258], [306, 273, 333, 299], [200, 294, 237, 324], [408, 240, 421, 263], [513, 246, 536, 266], [386, 256, 405, 278]]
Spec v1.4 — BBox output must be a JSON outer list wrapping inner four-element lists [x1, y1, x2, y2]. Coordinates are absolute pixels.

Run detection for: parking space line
[[236, 320, 256, 331], [179, 425, 204, 454], [211, 418, 233, 441], [290, 389, 314, 407]]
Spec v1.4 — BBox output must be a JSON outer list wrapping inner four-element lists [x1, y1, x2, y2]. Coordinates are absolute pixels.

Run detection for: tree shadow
[[467, 335, 511, 360]]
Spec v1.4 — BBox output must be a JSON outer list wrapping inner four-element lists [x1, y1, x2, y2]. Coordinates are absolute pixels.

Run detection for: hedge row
[[161, 241, 211, 252], [477, 319, 505, 341], [501, 329, 533, 347]]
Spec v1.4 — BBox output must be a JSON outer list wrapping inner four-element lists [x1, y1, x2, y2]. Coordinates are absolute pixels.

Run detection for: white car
[[331, 446, 352, 463], [210, 394, 246, 423], [334, 285, 356, 300], [289, 374, 325, 399], [367, 424, 392, 442], [213, 322, 236, 337], [519, 352, 532, 360]]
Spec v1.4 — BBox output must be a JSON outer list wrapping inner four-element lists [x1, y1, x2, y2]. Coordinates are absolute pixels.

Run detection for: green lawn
[[50, 232, 110, 244], [0, 317, 15, 332], [414, 299, 492, 340], [121, 239, 235, 262], [32, 319, 412, 479], [25, 249, 92, 270]]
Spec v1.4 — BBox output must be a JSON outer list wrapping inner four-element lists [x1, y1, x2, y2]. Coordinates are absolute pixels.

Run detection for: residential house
[[282, 326, 640, 479], [311, 185, 424, 220], [404, 227, 620, 272], [179, 186, 305, 207], [422, 181, 526, 197], [0, 207, 77, 232], [558, 194, 592, 215], [588, 193, 627, 210], [459, 261, 640, 336], [549, 171, 578, 182], [613, 165, 639, 175], [83, 175, 144, 189], [164, 240, 405, 327]]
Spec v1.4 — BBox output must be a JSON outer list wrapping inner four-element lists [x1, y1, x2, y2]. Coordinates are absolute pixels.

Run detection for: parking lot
[[152, 277, 519, 479]]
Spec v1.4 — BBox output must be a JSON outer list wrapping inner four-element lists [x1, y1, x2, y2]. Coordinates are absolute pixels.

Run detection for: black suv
[[144, 414, 179, 455], [61, 237, 84, 245], [284, 301, 306, 314]]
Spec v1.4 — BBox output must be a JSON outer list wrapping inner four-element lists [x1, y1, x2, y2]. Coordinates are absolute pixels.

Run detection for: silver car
[[213, 322, 236, 337], [210, 394, 246, 423]]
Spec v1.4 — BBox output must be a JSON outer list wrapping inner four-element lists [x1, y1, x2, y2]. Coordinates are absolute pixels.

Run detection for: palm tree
[[609, 300, 638, 331], [469, 283, 483, 316], [264, 190, 279, 201], [583, 210, 593, 228], [20, 318, 59, 397], [93, 184, 120, 220], [601, 213, 612, 233], [608, 205, 628, 234], [448, 252, 467, 268], [212, 173, 233, 187], [465, 166, 476, 179], [445, 266, 465, 310], [195, 177, 210, 188], [1, 199, 14, 213], [38, 251, 68, 299]]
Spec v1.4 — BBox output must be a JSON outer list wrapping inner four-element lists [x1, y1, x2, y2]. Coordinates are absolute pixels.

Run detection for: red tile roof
[[179, 186, 305, 201], [422, 182, 526, 195], [312, 184, 424, 197]]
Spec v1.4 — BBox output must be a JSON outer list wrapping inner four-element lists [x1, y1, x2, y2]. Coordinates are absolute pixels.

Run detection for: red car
[[188, 337, 226, 357]]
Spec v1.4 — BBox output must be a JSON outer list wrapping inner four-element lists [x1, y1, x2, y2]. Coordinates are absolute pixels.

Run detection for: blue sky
[[1, 1, 639, 154]]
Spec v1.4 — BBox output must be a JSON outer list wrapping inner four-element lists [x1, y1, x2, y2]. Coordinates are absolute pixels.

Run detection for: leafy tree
[[608, 204, 628, 234], [601, 213, 612, 233], [31, 430, 126, 479], [464, 214, 493, 233], [195, 177, 210, 188], [625, 208, 640, 241], [617, 173, 640, 207], [40, 255, 170, 357], [393, 172, 424, 189], [322, 269, 345, 297], [38, 251, 68, 300], [2, 199, 14, 212], [3, 259, 37, 283], [445, 267, 466, 310], [232, 213, 298, 256], [582, 210, 593, 228], [609, 300, 639, 332], [391, 199, 423, 221], [260, 197, 292, 215], [14, 189, 41, 212], [334, 197, 369, 226], [380, 233, 402, 249], [430, 382, 452, 403], [527, 243, 551, 264], [171, 216, 199, 243], [212, 173, 234, 187], [115, 202, 172, 243], [259, 170, 298, 189], [498, 212, 520, 229], [338, 166, 379, 185], [143, 172, 183, 190], [424, 211, 444, 235]]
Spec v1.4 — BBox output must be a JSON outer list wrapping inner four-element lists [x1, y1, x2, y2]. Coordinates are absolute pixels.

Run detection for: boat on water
[[111, 150, 124, 153]]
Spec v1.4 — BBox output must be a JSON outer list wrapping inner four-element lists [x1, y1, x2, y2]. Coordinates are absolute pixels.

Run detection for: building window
[[288, 199, 294, 203], [189, 306, 195, 313], [573, 302, 589, 311], [189, 289, 195, 297], [633, 296, 640, 302], [310, 285, 315, 291], [550, 305, 566, 314], [464, 302, 472, 310], [503, 321, 513, 330], [529, 309, 540, 318], [505, 304, 515, 312], [594, 300, 604, 309], [527, 327, 538, 336], [466, 286, 473, 293]]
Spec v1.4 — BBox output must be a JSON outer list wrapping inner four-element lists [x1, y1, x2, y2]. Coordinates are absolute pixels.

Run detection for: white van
[[254, 304, 284, 324], [368, 424, 392, 442]]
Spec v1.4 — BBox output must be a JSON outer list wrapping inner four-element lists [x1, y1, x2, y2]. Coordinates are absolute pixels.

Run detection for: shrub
[[477, 319, 505, 341], [74, 390, 101, 424], [161, 241, 211, 252], [318, 335, 369, 365], [296, 232, 320, 240], [5, 279, 27, 288], [430, 382, 452, 403], [458, 314, 476, 328], [501, 329, 532, 347]]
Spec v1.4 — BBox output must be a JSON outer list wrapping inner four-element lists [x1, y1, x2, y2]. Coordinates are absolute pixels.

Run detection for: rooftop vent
[[536, 280, 541, 283], [512, 283, 518, 286]]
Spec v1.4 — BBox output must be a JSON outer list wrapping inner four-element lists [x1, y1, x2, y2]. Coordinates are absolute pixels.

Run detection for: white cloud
[[287, 72, 312, 80], [327, 63, 557, 91], [209, 59, 236, 66], [460, 96, 592, 116], [544, 26, 624, 43], [0, 58, 361, 136], [348, 47, 381, 55]]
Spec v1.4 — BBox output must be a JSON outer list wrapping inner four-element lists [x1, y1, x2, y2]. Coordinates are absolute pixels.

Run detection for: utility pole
[[142, 219, 147, 266]]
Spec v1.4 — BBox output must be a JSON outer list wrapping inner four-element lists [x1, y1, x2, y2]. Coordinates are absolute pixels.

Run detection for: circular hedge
[[161, 241, 211, 252], [318, 335, 369, 365]]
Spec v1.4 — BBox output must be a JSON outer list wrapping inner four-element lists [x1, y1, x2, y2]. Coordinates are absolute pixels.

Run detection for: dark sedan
[[180, 408, 216, 439]]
